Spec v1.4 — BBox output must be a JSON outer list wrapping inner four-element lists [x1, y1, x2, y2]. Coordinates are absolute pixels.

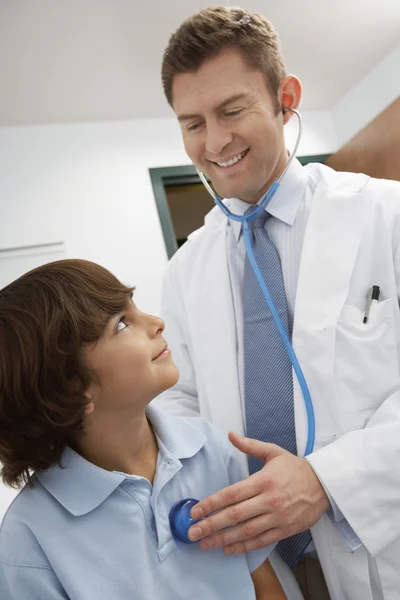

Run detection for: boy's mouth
[[152, 344, 169, 361]]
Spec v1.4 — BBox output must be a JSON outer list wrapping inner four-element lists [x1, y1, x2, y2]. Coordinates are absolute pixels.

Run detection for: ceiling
[[0, 0, 399, 126]]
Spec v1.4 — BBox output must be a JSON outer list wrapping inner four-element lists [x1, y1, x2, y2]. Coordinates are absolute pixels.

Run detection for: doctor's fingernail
[[189, 526, 202, 541], [191, 506, 203, 519], [201, 537, 214, 550]]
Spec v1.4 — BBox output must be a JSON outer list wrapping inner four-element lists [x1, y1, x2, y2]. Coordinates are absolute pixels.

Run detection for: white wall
[[332, 43, 400, 145], [285, 110, 339, 156], [0, 118, 188, 314]]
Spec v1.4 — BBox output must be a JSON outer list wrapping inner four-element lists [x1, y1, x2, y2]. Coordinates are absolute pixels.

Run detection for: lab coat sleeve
[[306, 235, 400, 556], [0, 562, 69, 600], [154, 255, 201, 417], [307, 393, 400, 556], [309, 466, 362, 551]]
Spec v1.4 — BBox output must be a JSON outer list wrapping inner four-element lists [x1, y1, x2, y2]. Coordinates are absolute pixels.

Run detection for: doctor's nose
[[205, 122, 233, 156]]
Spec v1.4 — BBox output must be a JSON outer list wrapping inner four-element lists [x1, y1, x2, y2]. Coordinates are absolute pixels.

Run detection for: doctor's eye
[[225, 109, 243, 118], [186, 121, 204, 132]]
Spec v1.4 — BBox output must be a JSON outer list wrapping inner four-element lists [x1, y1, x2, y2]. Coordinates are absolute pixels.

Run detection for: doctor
[[157, 6, 400, 600]]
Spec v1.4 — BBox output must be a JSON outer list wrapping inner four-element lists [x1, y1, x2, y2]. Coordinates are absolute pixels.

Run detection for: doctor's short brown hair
[[0, 259, 134, 489], [161, 5, 286, 107]]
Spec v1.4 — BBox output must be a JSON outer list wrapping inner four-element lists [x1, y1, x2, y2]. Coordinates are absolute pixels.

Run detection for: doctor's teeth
[[217, 151, 246, 167]]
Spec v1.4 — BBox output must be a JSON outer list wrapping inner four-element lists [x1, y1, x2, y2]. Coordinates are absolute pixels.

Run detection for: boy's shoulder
[[0, 480, 53, 568]]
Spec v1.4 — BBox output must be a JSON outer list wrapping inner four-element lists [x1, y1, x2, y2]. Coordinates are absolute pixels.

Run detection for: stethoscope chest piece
[[169, 498, 201, 543]]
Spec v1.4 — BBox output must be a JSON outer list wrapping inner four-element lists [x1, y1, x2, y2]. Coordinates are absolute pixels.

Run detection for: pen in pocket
[[363, 285, 380, 324]]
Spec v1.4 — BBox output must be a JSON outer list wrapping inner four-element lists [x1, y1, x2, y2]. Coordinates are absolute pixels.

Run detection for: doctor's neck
[[246, 150, 291, 206]]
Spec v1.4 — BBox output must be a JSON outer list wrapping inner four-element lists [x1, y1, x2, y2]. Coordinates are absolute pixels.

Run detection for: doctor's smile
[[208, 147, 250, 170]]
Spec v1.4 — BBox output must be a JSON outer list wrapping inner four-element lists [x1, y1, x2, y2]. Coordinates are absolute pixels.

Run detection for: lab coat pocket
[[335, 298, 399, 413]]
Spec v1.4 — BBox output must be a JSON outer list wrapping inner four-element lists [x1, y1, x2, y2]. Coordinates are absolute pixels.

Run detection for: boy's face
[[83, 301, 179, 417], [172, 47, 289, 204]]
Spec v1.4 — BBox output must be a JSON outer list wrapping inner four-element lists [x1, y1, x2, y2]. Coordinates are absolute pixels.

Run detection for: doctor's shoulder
[[309, 162, 400, 207], [361, 174, 400, 212], [339, 170, 400, 228]]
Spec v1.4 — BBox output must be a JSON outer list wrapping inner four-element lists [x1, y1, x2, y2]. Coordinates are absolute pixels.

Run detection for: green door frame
[[149, 154, 331, 259]]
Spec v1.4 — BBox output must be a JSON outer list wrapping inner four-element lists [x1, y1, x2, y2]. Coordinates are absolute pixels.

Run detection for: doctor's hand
[[188, 433, 331, 554]]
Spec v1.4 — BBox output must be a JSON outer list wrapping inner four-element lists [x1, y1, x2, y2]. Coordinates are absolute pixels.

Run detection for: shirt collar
[[227, 157, 309, 241], [146, 403, 206, 460], [36, 404, 206, 517]]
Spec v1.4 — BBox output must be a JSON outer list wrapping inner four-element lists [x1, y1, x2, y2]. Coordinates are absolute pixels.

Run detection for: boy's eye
[[116, 317, 128, 333]]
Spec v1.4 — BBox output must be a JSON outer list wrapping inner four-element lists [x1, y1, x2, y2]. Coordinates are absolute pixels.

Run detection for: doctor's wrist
[[305, 458, 333, 515]]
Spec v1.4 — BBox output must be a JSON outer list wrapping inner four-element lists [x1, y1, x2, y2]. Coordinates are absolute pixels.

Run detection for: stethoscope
[[169, 108, 315, 544]]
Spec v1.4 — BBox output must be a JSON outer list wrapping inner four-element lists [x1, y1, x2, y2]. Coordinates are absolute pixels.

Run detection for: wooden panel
[[326, 97, 400, 181]]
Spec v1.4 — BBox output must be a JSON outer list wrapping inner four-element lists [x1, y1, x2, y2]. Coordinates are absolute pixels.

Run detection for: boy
[[0, 259, 287, 599]]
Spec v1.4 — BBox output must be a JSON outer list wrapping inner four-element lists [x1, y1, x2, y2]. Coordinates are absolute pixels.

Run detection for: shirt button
[[165, 459, 172, 466]]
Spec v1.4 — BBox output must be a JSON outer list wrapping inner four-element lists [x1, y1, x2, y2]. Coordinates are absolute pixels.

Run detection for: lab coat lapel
[[293, 177, 368, 454], [190, 207, 244, 437]]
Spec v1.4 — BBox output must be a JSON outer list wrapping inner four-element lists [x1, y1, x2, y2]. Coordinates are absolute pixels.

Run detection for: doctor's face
[[172, 48, 289, 204]]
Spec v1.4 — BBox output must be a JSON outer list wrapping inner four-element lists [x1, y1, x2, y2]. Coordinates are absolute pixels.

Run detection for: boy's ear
[[84, 399, 95, 417], [83, 385, 96, 416]]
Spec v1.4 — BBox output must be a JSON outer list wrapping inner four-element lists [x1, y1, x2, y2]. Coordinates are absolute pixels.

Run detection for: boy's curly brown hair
[[0, 259, 133, 488]]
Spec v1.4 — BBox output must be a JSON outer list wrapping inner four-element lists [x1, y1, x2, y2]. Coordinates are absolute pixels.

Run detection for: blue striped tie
[[243, 208, 312, 568]]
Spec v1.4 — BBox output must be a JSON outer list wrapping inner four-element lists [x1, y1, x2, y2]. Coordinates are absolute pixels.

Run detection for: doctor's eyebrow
[[177, 93, 252, 122]]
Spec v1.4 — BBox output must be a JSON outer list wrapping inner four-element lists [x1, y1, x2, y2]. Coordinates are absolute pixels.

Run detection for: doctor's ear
[[279, 75, 302, 123]]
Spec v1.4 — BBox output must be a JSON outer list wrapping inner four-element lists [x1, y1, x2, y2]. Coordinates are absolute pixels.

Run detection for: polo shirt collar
[[147, 403, 206, 460], [36, 404, 206, 517]]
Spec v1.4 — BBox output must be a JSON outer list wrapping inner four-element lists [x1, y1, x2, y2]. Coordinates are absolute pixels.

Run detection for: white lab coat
[[156, 163, 400, 600]]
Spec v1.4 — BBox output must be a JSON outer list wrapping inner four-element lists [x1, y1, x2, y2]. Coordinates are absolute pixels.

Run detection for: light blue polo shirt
[[0, 405, 272, 599]]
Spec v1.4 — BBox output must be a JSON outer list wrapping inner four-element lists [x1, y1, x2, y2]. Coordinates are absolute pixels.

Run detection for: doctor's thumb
[[228, 432, 285, 463]]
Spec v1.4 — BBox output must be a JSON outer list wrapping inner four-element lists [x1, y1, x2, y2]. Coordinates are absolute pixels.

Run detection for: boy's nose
[[151, 314, 165, 336]]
